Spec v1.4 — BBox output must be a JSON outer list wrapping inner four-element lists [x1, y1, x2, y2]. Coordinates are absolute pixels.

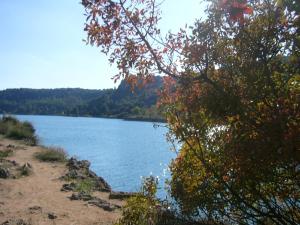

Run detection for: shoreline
[[0, 137, 132, 225], [1, 113, 166, 123]]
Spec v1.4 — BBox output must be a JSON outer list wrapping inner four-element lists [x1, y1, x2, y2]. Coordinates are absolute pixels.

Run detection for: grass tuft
[[74, 178, 96, 194], [35, 147, 67, 162]]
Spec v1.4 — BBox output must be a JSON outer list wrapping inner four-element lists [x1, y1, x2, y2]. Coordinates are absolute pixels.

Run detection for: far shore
[[1, 113, 166, 123]]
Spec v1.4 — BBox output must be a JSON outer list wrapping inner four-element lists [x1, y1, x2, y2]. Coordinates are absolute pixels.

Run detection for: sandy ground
[[0, 137, 123, 225]]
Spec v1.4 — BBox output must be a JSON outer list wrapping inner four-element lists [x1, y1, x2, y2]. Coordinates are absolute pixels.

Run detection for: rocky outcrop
[[61, 157, 111, 192]]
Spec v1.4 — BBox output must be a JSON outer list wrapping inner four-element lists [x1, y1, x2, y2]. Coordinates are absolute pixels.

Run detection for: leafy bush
[[35, 147, 67, 162], [0, 116, 38, 145], [116, 176, 210, 225], [6, 125, 31, 139], [115, 177, 160, 225]]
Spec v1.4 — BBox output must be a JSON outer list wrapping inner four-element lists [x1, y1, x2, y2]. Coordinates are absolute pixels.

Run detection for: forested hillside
[[0, 77, 163, 121]]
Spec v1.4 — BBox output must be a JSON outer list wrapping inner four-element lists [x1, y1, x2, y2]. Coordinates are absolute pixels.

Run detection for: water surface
[[16, 115, 175, 195]]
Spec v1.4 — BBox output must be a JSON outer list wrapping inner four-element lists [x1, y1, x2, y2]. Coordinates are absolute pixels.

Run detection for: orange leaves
[[220, 0, 253, 23]]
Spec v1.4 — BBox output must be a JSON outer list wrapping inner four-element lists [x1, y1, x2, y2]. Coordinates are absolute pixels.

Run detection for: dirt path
[[0, 137, 123, 225]]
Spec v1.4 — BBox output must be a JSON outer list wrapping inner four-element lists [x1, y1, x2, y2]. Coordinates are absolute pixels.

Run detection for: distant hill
[[0, 77, 164, 121]]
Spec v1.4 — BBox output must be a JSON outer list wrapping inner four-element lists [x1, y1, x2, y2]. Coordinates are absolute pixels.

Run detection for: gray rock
[[88, 198, 121, 211], [61, 182, 77, 192], [69, 192, 120, 211], [94, 176, 111, 192], [70, 192, 93, 201], [28, 206, 42, 214], [48, 212, 57, 219], [1, 219, 30, 225], [6, 144, 16, 149], [67, 157, 90, 170], [62, 170, 86, 180], [0, 168, 10, 179], [20, 163, 33, 176]]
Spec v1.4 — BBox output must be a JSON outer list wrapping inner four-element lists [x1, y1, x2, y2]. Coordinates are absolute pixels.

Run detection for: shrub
[[0, 116, 38, 145], [22, 121, 35, 134], [35, 147, 67, 162], [1, 116, 18, 124], [6, 125, 31, 140], [115, 176, 160, 225]]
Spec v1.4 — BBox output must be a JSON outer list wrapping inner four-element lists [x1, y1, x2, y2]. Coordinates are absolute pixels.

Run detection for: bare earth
[[0, 137, 123, 225]]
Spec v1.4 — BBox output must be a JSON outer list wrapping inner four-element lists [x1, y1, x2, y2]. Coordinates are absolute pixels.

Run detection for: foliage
[[115, 177, 162, 225], [0, 79, 164, 121], [82, 0, 299, 224], [34, 147, 67, 162], [0, 116, 38, 145]]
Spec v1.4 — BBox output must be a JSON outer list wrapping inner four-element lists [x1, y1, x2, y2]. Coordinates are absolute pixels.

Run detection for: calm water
[[16, 115, 175, 195]]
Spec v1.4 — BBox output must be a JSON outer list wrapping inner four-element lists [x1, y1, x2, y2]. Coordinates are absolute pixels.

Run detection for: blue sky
[[0, 0, 205, 90]]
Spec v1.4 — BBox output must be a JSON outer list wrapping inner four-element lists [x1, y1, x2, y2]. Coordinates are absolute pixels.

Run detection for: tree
[[82, 0, 300, 224]]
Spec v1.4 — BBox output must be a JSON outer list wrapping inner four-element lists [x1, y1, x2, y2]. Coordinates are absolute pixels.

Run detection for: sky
[[0, 0, 205, 90]]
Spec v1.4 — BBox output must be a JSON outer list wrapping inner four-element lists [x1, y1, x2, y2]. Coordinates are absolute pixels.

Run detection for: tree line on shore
[[0, 77, 164, 121]]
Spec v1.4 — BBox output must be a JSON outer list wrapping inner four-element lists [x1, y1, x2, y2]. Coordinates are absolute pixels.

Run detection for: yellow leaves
[[287, 74, 300, 92]]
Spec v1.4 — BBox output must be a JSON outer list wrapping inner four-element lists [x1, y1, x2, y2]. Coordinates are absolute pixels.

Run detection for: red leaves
[[220, 0, 253, 23]]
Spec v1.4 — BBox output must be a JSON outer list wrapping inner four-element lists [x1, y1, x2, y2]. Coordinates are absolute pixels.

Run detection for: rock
[[0, 168, 10, 178], [88, 198, 121, 212], [1, 219, 30, 225], [109, 191, 137, 200], [70, 192, 93, 201], [28, 206, 42, 214], [94, 176, 111, 192], [67, 157, 90, 170], [61, 182, 77, 192], [48, 212, 57, 219], [11, 160, 18, 166], [6, 144, 16, 149], [69, 192, 120, 211], [61, 169, 87, 180], [19, 163, 33, 176]]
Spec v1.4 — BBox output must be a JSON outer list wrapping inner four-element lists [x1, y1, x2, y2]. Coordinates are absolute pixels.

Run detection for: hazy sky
[[0, 0, 205, 90]]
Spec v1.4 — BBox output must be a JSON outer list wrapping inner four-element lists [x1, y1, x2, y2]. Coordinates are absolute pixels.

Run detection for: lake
[[16, 115, 176, 196]]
